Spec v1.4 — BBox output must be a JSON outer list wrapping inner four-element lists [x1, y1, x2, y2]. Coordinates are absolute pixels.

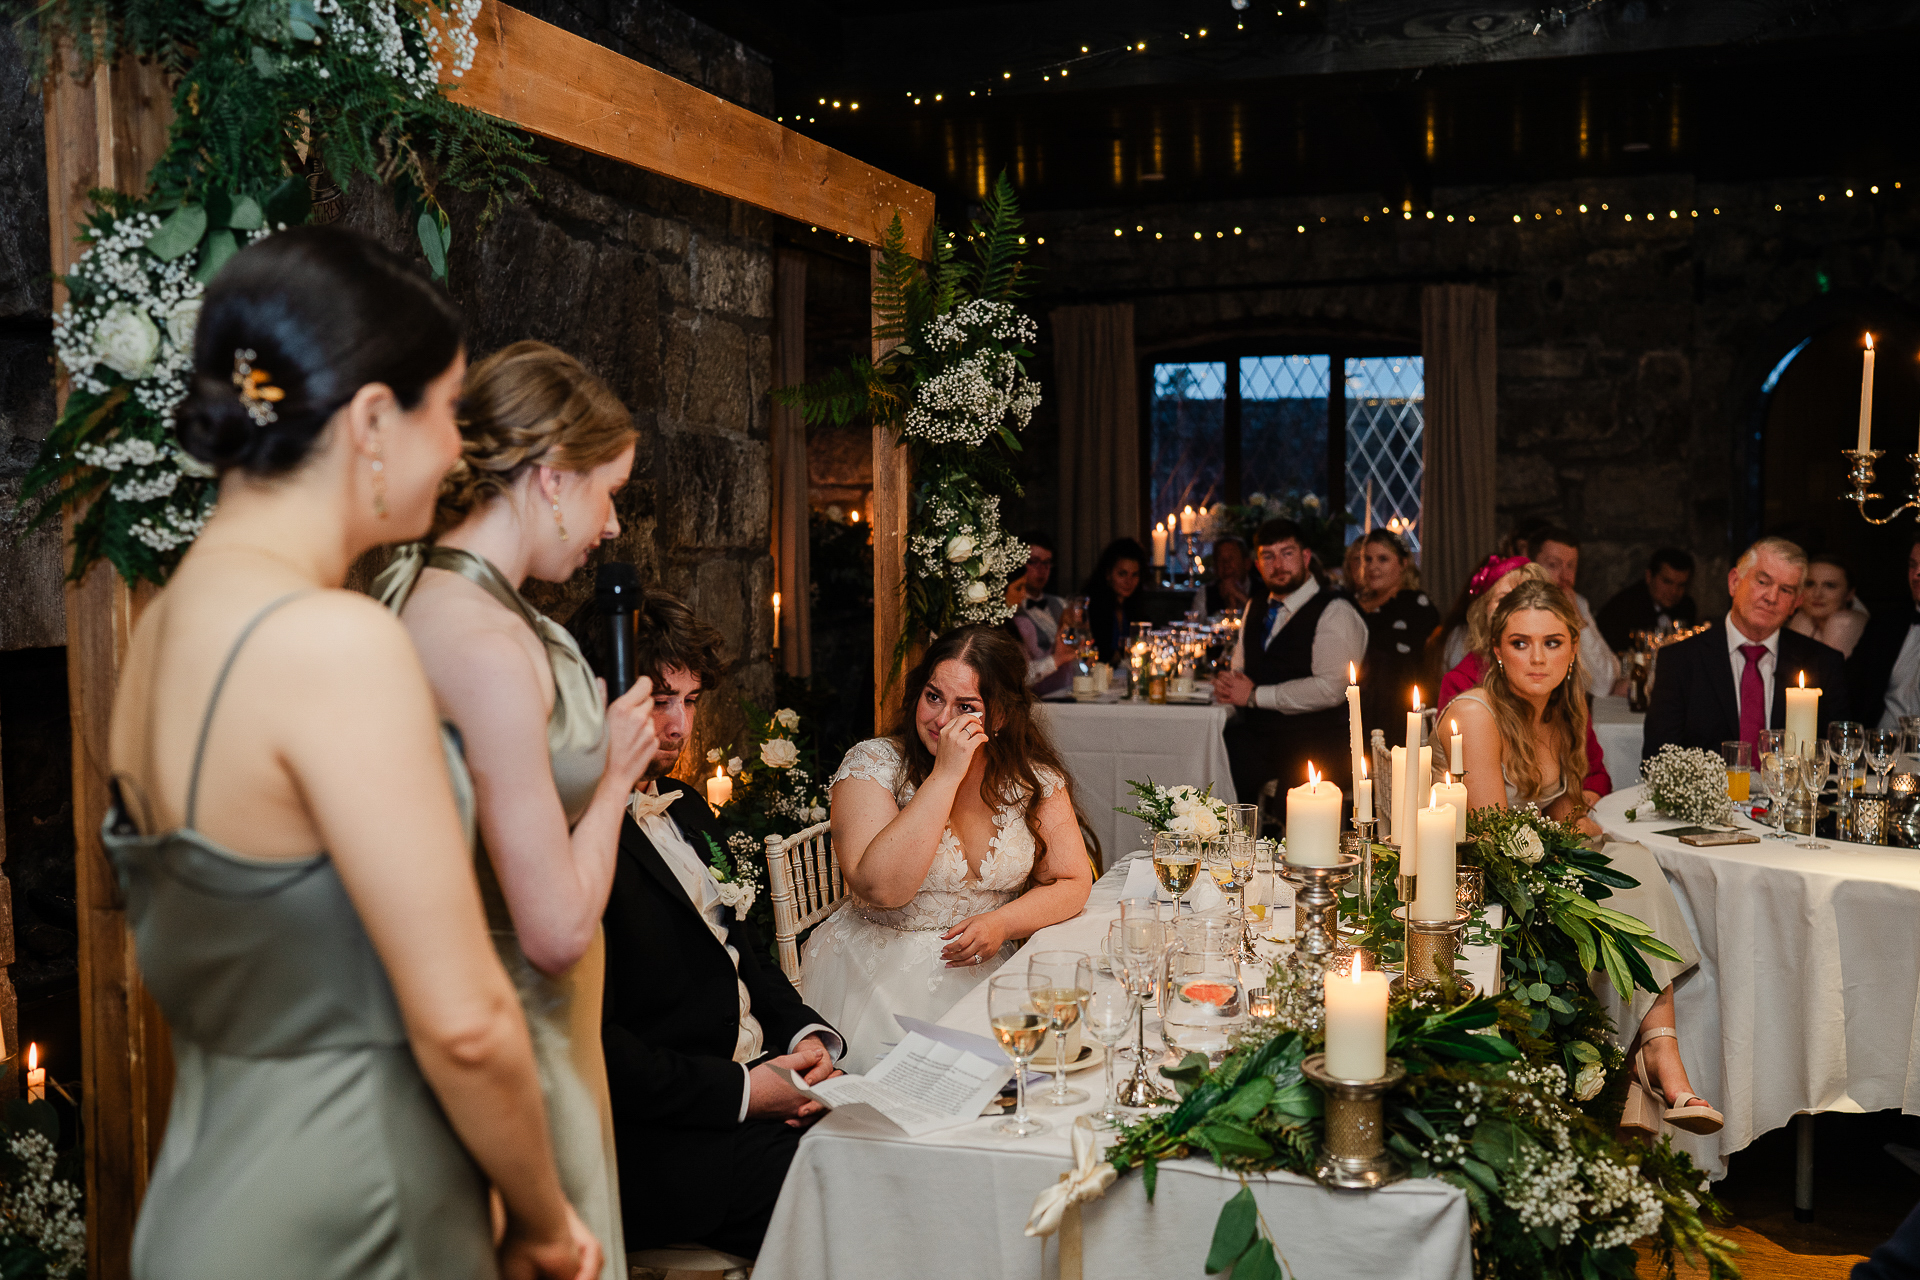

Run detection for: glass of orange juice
[[1721, 740, 1753, 803]]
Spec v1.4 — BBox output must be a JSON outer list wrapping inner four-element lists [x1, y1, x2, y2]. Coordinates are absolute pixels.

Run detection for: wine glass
[[1081, 970, 1137, 1124], [1758, 735, 1796, 840], [1796, 742, 1831, 850], [1027, 951, 1093, 1106], [1866, 729, 1899, 795], [1153, 832, 1199, 911], [1113, 918, 1168, 1105], [1830, 721, 1865, 803], [988, 973, 1050, 1137]]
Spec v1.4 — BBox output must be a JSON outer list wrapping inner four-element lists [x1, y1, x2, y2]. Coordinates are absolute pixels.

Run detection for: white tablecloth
[[1594, 790, 1920, 1178], [754, 869, 1473, 1280], [1037, 697, 1237, 868], [1590, 695, 1645, 794]]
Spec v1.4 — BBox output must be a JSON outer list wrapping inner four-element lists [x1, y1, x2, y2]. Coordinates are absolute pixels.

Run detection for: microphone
[[595, 562, 642, 698]]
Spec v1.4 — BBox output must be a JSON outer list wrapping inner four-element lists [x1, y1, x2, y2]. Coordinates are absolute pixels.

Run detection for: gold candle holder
[[1390, 906, 1474, 1001], [1855, 796, 1890, 845], [1301, 1054, 1407, 1189], [1455, 864, 1484, 911]]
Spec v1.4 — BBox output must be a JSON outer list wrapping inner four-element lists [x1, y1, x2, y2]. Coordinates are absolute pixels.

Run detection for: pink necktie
[[1738, 643, 1769, 750]]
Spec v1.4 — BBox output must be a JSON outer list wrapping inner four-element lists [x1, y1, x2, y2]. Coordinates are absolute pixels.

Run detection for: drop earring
[[370, 440, 388, 519], [551, 498, 568, 541]]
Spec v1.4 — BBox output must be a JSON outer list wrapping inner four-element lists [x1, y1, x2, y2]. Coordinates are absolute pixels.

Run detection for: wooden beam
[[870, 248, 911, 733], [43, 46, 174, 1280], [447, 2, 935, 257]]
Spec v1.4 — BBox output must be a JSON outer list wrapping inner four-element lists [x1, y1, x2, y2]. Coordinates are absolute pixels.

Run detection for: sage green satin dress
[[377, 546, 624, 1280], [106, 592, 496, 1279]]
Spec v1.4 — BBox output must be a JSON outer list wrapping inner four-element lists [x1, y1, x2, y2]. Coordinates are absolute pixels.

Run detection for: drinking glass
[[1796, 742, 1831, 850], [1027, 951, 1092, 1106], [1759, 742, 1796, 839], [1756, 730, 1788, 797], [1866, 729, 1899, 794], [1830, 721, 1865, 800], [1081, 971, 1137, 1124], [1152, 832, 1200, 910], [1719, 741, 1752, 804], [987, 973, 1050, 1136], [1225, 803, 1259, 840], [1900, 715, 1920, 757], [1114, 918, 1168, 1104]]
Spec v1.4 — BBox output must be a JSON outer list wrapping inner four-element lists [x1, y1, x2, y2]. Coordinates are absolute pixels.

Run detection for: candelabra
[[1841, 448, 1920, 524]]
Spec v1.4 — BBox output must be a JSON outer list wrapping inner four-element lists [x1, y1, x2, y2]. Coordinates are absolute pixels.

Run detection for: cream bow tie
[[629, 789, 680, 821]]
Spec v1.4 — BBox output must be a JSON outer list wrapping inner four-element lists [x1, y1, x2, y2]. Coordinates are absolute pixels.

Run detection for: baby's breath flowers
[[1631, 744, 1732, 826]]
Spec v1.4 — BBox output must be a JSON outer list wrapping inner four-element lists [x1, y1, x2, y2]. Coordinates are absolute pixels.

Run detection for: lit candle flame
[[1443, 770, 1453, 785], [1348, 661, 1357, 684], [1411, 686, 1423, 711], [1799, 670, 1807, 688], [1360, 759, 1368, 780], [27, 1044, 35, 1071], [715, 766, 725, 781], [1307, 762, 1320, 787], [1866, 333, 1875, 351], [849, 509, 861, 523], [1451, 718, 1459, 735]]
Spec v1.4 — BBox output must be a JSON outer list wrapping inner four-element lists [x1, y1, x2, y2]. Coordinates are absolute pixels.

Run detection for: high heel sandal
[[1630, 1026, 1724, 1136]]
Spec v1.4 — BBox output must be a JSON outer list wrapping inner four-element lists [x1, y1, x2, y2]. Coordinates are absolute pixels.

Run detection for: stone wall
[[1020, 177, 1920, 619]]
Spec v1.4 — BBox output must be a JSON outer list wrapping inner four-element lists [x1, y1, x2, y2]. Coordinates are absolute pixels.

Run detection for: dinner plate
[[1031, 1038, 1107, 1074]]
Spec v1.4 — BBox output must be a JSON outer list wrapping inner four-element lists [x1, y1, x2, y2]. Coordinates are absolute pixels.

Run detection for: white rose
[[1167, 811, 1197, 834], [1169, 796, 1197, 817], [164, 296, 201, 350], [727, 756, 744, 776], [1302, 494, 1322, 512], [964, 581, 990, 603], [94, 303, 161, 381], [825, 504, 844, 523], [807, 804, 827, 823], [1247, 492, 1268, 508], [707, 747, 723, 764], [1573, 1061, 1605, 1102], [1189, 807, 1221, 837], [1504, 827, 1546, 865], [946, 534, 976, 562], [773, 708, 800, 731], [760, 738, 799, 769]]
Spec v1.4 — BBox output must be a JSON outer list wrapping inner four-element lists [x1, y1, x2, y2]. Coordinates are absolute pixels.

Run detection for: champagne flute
[[1866, 729, 1899, 795], [1114, 918, 1168, 1105], [1082, 970, 1137, 1125], [1797, 742, 1831, 850], [988, 973, 1050, 1137], [1758, 735, 1795, 840], [1153, 832, 1199, 911], [1225, 803, 1259, 840], [1028, 951, 1093, 1106]]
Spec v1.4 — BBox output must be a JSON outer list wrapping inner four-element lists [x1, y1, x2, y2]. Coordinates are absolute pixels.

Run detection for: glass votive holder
[[1855, 796, 1890, 845], [1247, 987, 1277, 1019], [1455, 865, 1484, 911]]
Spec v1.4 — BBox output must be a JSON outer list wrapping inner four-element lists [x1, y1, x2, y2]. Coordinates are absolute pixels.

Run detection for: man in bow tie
[[576, 589, 842, 1260]]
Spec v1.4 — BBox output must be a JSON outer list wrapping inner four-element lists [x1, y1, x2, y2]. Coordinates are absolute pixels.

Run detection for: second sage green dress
[[377, 545, 624, 1280]]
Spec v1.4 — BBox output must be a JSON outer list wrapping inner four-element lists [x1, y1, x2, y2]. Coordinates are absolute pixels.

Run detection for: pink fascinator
[[1467, 554, 1530, 597]]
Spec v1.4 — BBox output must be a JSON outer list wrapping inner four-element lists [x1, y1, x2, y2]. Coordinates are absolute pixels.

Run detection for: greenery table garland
[[20, 0, 540, 583]]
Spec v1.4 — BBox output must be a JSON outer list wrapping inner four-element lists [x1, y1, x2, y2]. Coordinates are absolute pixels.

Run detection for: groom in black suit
[[573, 589, 842, 1260]]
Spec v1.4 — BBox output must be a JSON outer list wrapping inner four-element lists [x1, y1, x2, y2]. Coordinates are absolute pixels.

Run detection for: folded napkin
[[1119, 855, 1224, 909]]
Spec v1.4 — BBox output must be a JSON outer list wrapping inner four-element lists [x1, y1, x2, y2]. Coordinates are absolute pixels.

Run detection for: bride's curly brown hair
[[433, 340, 635, 536], [893, 626, 1095, 872]]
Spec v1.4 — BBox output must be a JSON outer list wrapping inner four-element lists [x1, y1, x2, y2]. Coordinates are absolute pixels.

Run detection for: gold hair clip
[[232, 348, 285, 427]]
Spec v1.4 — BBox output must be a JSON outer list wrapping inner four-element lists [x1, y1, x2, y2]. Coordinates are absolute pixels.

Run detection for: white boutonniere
[[701, 832, 763, 920]]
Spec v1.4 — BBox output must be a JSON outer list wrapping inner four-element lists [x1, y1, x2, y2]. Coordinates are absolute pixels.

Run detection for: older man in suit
[[570, 589, 842, 1261], [1642, 536, 1847, 761]]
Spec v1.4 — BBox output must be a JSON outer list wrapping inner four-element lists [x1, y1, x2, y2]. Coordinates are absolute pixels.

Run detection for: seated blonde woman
[[1450, 578, 1723, 1137]]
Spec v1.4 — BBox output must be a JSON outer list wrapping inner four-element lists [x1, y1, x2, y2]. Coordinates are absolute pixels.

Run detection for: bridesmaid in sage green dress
[[105, 228, 599, 1279], [379, 340, 656, 1280]]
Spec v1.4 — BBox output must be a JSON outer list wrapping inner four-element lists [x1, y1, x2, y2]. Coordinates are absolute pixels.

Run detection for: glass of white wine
[[988, 972, 1050, 1137], [1028, 950, 1093, 1106], [1153, 832, 1199, 911], [1082, 970, 1137, 1124]]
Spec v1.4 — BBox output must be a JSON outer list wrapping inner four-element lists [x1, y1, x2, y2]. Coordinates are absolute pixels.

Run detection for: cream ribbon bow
[[628, 788, 681, 821], [1025, 1115, 1117, 1280]]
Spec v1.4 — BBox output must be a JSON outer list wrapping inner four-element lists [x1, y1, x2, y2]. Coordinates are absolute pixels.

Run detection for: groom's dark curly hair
[[566, 585, 726, 691]]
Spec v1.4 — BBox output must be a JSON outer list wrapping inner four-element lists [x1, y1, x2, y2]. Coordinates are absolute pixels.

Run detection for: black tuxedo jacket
[[602, 777, 834, 1244], [1641, 621, 1848, 761], [1846, 607, 1916, 727]]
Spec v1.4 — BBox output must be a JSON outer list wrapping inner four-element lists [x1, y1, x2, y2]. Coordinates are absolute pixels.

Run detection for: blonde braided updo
[[434, 340, 636, 535]]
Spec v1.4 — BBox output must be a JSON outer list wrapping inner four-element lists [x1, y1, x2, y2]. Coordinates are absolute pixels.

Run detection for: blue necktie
[[1263, 599, 1283, 640]]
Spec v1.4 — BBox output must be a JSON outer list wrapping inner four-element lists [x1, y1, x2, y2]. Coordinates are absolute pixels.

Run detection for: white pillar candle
[[26, 1044, 43, 1104], [1286, 765, 1342, 866], [1412, 799, 1458, 922], [1346, 666, 1365, 792], [1151, 522, 1168, 567], [1859, 334, 1876, 454], [1180, 505, 1197, 534], [1354, 761, 1373, 823], [1324, 968, 1389, 1080], [1449, 718, 1463, 775], [1784, 673, 1820, 757], [1431, 774, 1469, 841], [706, 766, 734, 809]]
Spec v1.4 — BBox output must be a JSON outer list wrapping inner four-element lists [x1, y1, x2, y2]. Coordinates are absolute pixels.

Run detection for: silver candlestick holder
[[1389, 905, 1474, 1002], [1351, 818, 1378, 913], [1301, 1054, 1407, 1189], [1841, 448, 1920, 525], [1273, 851, 1360, 1034]]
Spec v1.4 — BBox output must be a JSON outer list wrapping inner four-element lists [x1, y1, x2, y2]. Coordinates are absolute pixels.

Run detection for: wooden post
[[43, 47, 175, 1280], [870, 249, 912, 733]]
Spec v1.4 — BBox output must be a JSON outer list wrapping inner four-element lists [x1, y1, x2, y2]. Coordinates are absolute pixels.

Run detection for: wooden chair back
[[762, 820, 845, 994]]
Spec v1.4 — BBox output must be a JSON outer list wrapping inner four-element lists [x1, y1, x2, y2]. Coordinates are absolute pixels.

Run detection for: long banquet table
[[1593, 790, 1920, 1180], [1036, 696, 1237, 867], [753, 866, 1473, 1280]]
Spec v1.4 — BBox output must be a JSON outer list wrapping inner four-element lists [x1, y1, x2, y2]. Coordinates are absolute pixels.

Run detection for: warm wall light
[[849, 509, 861, 523]]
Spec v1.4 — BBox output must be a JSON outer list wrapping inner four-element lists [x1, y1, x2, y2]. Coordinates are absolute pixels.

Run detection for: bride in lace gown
[[804, 627, 1095, 1072]]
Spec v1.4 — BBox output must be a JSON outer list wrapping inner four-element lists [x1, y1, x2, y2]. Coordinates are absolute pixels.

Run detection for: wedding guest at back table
[[1341, 537, 1366, 596], [1214, 519, 1367, 809], [1008, 530, 1075, 695], [1789, 552, 1867, 660], [1349, 528, 1441, 737], [1847, 536, 1920, 728], [1597, 547, 1698, 653], [1452, 579, 1719, 1136], [1642, 535, 1846, 759], [1083, 537, 1149, 664], [566, 588, 844, 1261], [1205, 534, 1253, 616], [104, 228, 599, 1279], [379, 340, 660, 1280], [1524, 524, 1622, 697], [1437, 556, 1613, 800], [808, 626, 1093, 1072]]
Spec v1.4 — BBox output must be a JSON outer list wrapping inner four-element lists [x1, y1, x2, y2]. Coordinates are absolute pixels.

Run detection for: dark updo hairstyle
[[173, 226, 464, 476]]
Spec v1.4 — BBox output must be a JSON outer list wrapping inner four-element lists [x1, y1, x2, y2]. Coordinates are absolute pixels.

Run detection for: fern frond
[[772, 359, 904, 427], [965, 173, 1026, 302]]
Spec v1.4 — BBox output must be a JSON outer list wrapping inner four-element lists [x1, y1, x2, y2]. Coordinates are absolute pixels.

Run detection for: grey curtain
[[1419, 285, 1498, 610], [1052, 303, 1141, 588], [772, 250, 811, 676]]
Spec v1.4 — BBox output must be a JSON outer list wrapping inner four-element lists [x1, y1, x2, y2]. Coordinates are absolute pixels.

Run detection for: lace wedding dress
[[802, 738, 1052, 1073]]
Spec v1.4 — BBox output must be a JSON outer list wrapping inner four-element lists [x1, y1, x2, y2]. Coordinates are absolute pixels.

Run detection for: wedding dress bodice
[[829, 737, 1053, 933]]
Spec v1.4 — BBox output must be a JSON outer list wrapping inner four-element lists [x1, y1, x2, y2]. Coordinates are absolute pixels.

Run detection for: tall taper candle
[[1449, 718, 1463, 775], [1323, 968, 1389, 1080], [1859, 333, 1876, 454], [1346, 664, 1365, 792], [1400, 688, 1425, 848]]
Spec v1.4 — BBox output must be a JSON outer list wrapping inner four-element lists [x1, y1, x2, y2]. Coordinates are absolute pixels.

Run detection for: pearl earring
[[552, 498, 568, 541], [370, 440, 388, 519]]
